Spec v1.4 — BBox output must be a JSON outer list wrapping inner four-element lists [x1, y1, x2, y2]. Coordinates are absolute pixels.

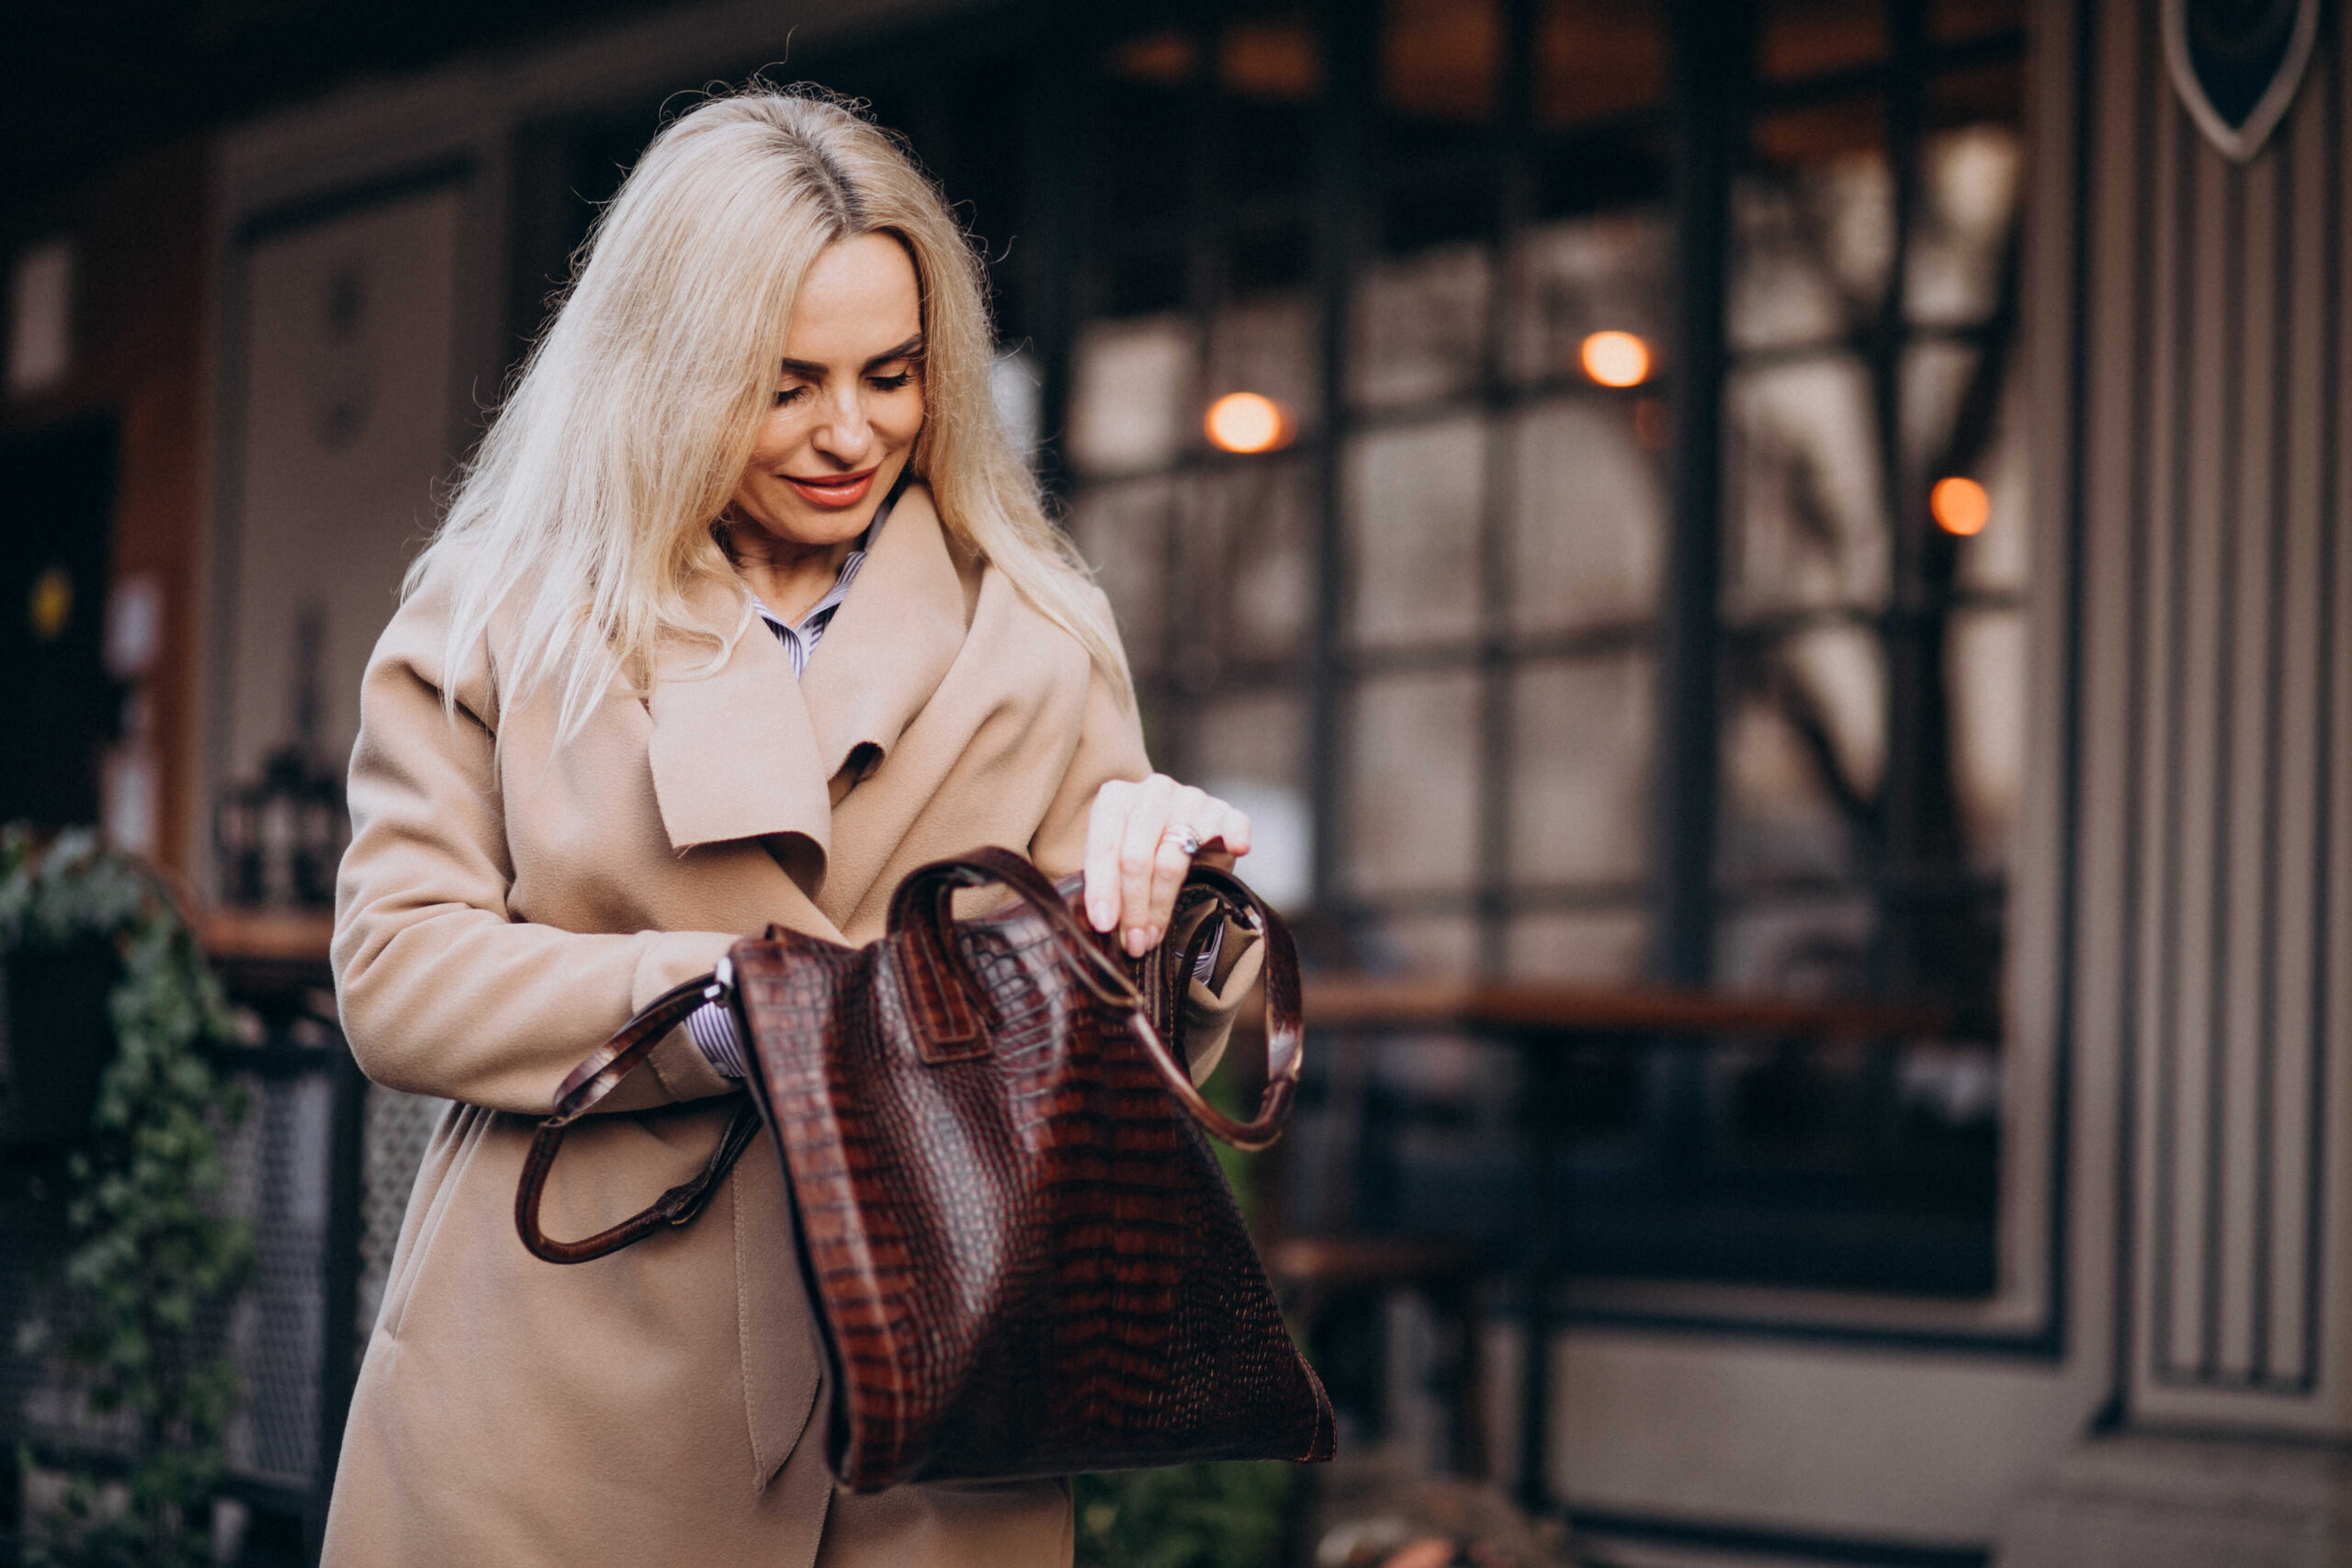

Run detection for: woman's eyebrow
[[776, 335, 926, 378]]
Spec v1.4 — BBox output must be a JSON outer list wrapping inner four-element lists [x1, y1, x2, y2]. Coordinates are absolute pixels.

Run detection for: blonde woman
[[325, 88, 1261, 1568]]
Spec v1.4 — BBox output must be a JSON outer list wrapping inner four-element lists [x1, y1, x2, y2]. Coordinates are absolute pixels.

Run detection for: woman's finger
[[1142, 785, 1214, 943], [1208, 800, 1251, 859], [1117, 773, 1178, 955], [1084, 781, 1132, 932]]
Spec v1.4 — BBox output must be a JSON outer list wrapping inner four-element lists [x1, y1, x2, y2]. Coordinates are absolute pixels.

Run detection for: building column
[[2001, 0, 2352, 1560]]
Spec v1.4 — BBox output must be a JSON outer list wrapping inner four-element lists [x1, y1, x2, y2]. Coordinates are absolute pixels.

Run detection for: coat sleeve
[[1024, 592, 1264, 1085], [331, 571, 738, 1118]]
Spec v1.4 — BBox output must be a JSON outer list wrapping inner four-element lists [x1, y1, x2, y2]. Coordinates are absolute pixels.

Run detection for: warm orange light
[[1580, 330, 1651, 388], [1930, 475, 1991, 536], [1204, 391, 1293, 454]]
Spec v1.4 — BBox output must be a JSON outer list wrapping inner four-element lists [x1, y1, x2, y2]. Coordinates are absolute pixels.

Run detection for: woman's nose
[[810, 386, 875, 466]]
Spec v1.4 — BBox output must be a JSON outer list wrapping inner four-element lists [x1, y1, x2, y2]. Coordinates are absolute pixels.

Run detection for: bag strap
[[514, 974, 763, 1265], [888, 847, 1306, 1153], [1144, 861, 1305, 1152]]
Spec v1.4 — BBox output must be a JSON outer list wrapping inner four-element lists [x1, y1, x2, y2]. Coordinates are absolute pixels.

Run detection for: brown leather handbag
[[514, 846, 1335, 1490]]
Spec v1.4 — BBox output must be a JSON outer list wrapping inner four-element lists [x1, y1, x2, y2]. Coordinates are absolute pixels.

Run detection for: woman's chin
[[734, 493, 884, 548]]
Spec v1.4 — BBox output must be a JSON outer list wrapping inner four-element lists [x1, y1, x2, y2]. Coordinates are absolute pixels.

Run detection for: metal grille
[[217, 1066, 334, 1490], [356, 1087, 444, 1347]]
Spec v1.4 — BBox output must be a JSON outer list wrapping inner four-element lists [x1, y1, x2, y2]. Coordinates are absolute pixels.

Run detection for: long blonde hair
[[410, 85, 1129, 734]]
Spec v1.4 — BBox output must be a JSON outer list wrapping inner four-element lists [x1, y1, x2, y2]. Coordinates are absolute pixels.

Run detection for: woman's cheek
[[890, 387, 926, 445]]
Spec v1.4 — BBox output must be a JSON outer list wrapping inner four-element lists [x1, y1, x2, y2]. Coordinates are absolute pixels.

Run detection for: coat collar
[[799, 482, 972, 781], [642, 481, 971, 860]]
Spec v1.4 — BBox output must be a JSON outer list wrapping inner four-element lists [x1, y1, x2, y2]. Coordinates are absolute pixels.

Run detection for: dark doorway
[[0, 417, 120, 830]]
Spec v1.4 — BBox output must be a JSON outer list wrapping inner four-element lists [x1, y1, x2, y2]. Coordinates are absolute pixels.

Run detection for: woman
[[325, 88, 1261, 1568]]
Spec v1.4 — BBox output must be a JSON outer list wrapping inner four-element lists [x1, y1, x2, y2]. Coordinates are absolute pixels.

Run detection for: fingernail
[[1125, 927, 1150, 956]]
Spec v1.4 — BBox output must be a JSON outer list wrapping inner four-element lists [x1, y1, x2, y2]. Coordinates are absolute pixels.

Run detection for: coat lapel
[[644, 577, 833, 860], [642, 483, 971, 866], [798, 483, 973, 784]]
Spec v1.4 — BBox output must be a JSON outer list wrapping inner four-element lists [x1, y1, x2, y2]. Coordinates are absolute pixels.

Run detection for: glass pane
[[1066, 476, 1175, 668], [1347, 416, 1485, 648], [1948, 607, 2028, 871], [1511, 399, 1666, 635], [1715, 895, 1873, 994], [1207, 286, 1319, 433], [1901, 338, 1981, 491], [1362, 912, 1481, 976], [1382, 0, 1499, 121], [1352, 241, 1493, 408], [1067, 314, 1194, 476], [1192, 687, 1307, 793], [1190, 687, 1315, 911], [1347, 671, 1482, 897], [1507, 910, 1649, 982], [1930, 0, 2024, 41], [1724, 356, 1889, 617], [1908, 124, 2022, 327], [1510, 652, 1657, 885], [1175, 457, 1316, 667], [1512, 210, 1670, 384], [1956, 369, 2030, 593], [1720, 628, 1884, 881], [1734, 97, 1891, 350], [1758, 0, 1887, 82], [1538, 0, 1667, 128]]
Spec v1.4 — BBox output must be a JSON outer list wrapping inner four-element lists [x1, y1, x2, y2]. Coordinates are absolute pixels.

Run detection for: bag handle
[[514, 974, 763, 1265], [888, 846, 1306, 1153], [517, 850, 1307, 1265]]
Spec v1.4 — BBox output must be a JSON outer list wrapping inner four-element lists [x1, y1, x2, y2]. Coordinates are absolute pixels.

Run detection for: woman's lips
[[783, 467, 878, 510]]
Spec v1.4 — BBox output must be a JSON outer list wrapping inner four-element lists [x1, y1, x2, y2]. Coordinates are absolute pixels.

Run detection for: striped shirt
[[753, 536, 872, 677]]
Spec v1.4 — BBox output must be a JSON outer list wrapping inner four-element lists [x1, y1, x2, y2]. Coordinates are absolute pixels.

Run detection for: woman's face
[[729, 231, 926, 549]]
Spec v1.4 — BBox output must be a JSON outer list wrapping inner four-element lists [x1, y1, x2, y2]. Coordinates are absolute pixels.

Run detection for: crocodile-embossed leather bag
[[514, 846, 1336, 1490]]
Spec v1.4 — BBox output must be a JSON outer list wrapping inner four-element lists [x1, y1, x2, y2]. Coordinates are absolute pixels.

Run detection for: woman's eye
[[868, 371, 914, 391], [774, 385, 808, 407]]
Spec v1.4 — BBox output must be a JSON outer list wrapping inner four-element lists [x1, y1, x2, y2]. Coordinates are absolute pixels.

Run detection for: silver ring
[[1164, 826, 1204, 859]]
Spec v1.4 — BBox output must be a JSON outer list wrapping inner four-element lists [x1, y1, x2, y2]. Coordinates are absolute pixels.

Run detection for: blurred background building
[[0, 0, 2346, 1562]]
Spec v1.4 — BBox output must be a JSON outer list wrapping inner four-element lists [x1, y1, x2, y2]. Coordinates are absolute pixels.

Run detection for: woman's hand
[[1083, 774, 1252, 957]]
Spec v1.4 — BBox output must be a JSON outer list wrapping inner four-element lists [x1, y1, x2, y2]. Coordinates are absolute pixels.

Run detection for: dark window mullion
[[1874, 0, 1936, 998], [1306, 0, 1374, 915], [1477, 0, 1540, 976], [1652, 0, 1746, 987]]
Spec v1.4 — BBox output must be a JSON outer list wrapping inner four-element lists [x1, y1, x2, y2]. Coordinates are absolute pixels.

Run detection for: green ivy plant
[[1073, 1462, 1297, 1568], [5, 828, 254, 1568]]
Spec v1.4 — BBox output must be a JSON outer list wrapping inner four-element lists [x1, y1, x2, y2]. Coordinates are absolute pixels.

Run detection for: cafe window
[[1057, 0, 2027, 1294], [509, 0, 2031, 1297]]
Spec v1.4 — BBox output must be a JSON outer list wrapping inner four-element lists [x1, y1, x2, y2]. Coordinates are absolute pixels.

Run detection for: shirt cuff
[[685, 998, 750, 1080]]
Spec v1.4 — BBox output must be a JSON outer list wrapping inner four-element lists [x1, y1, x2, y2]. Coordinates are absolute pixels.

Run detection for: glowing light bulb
[[1204, 391, 1292, 454], [1580, 331, 1651, 388], [1930, 475, 1991, 536]]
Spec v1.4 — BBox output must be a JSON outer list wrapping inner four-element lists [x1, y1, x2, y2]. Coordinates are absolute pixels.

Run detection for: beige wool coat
[[322, 484, 1261, 1568]]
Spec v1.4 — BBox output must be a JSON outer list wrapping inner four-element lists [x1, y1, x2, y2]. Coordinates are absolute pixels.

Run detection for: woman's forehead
[[783, 233, 922, 366]]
